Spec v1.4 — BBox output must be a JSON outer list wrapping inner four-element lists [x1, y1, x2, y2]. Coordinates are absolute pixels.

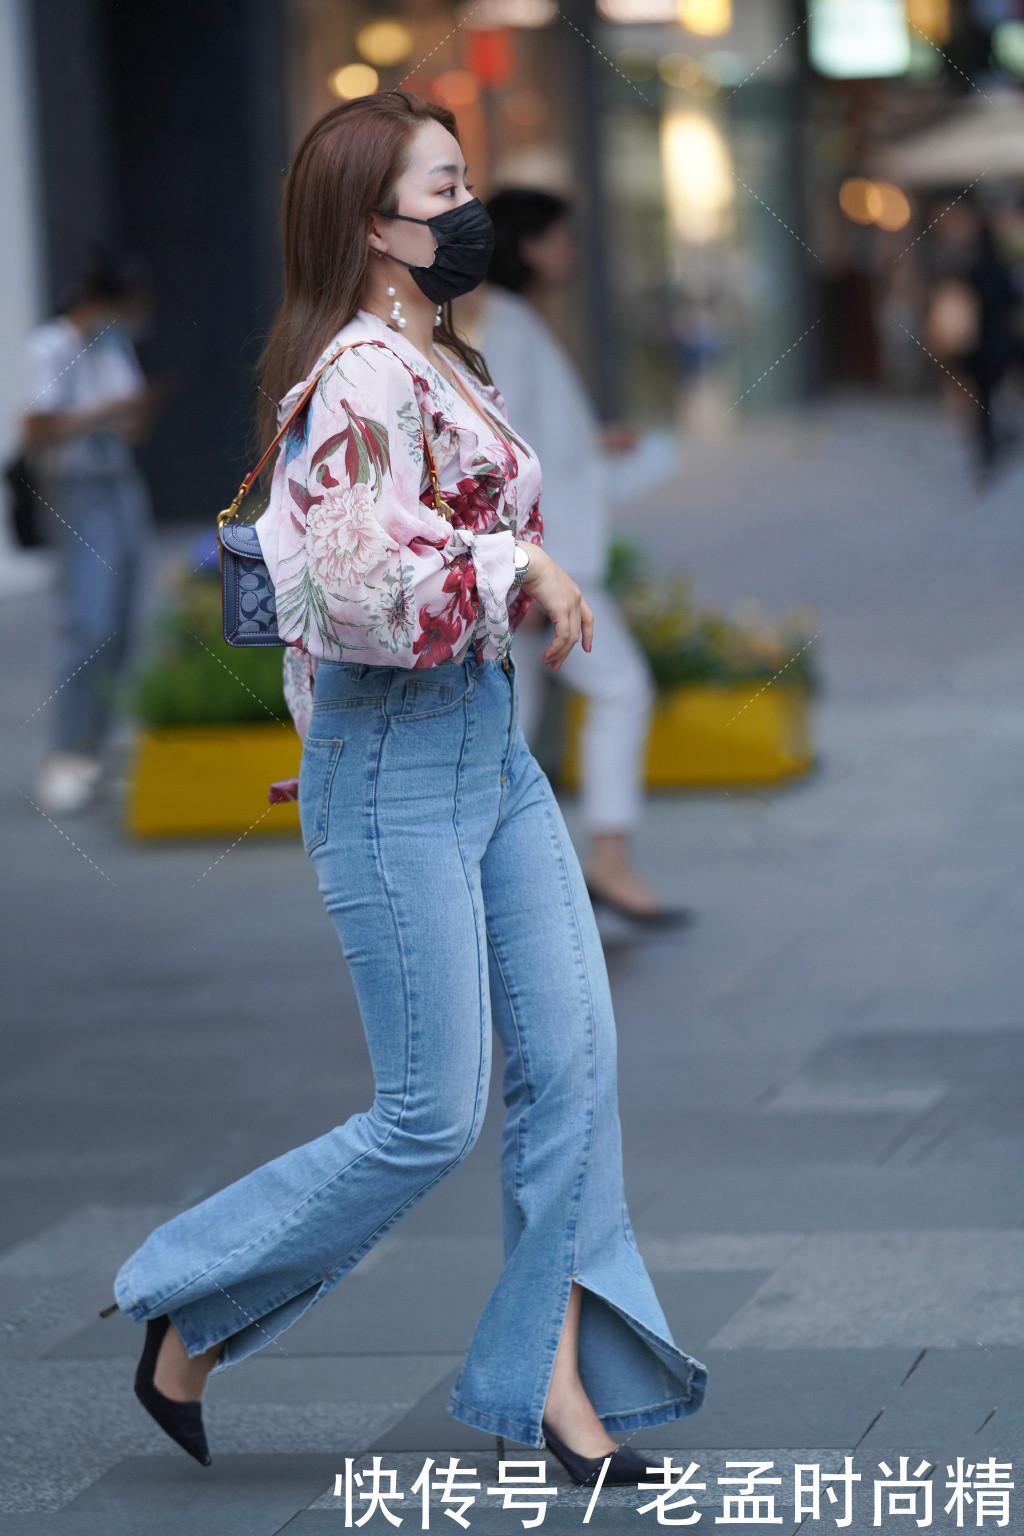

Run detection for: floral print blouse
[[254, 307, 544, 744]]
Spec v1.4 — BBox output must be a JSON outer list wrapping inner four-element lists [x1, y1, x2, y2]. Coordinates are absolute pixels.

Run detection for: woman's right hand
[[518, 543, 594, 670]]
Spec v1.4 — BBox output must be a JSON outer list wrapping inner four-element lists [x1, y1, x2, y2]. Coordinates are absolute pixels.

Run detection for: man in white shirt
[[16, 249, 163, 814]]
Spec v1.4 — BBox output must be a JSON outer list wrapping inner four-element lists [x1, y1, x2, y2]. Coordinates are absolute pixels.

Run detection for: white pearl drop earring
[[386, 282, 406, 329], [434, 304, 442, 328]]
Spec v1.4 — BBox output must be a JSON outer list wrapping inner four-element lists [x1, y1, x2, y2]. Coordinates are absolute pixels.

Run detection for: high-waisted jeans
[[112, 647, 707, 1449]]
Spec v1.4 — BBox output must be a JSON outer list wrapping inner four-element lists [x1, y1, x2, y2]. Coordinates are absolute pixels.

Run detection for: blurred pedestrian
[[16, 246, 163, 814], [461, 189, 693, 927], [964, 212, 1019, 483], [922, 199, 1019, 486]]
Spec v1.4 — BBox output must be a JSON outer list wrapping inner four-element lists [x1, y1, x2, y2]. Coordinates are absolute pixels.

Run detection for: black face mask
[[373, 196, 495, 304]]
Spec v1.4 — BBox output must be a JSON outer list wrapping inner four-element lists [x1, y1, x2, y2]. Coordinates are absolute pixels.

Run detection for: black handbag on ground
[[217, 339, 453, 648]]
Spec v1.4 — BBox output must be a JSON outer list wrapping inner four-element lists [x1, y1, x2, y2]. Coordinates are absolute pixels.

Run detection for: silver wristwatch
[[510, 542, 531, 590]]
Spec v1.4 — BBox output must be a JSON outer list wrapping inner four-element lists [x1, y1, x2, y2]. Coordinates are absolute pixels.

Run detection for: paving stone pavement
[[1, 395, 1021, 1534]]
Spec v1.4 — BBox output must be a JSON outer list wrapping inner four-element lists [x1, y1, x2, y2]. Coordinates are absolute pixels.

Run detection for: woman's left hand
[[519, 545, 594, 669]]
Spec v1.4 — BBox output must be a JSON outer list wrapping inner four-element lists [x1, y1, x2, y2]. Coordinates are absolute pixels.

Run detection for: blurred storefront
[[799, 0, 1024, 390], [286, 0, 816, 429], [9, 0, 1024, 523], [586, 0, 812, 424], [284, 0, 626, 414], [8, 0, 819, 523]]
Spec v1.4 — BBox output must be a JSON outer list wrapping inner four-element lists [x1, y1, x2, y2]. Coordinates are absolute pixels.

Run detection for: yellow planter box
[[561, 682, 815, 791], [126, 723, 302, 839]]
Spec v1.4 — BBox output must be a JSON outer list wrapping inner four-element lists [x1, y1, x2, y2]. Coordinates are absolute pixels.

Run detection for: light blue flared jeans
[[112, 647, 707, 1448]]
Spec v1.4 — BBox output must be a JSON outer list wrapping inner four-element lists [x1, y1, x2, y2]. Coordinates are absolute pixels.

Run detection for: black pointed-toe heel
[[132, 1314, 213, 1467], [99, 1301, 119, 1317], [541, 1419, 654, 1487]]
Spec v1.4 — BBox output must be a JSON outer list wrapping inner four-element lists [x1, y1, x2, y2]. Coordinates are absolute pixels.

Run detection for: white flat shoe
[[32, 751, 103, 815]]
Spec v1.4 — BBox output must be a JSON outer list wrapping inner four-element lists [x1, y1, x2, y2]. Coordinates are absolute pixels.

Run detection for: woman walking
[[102, 90, 706, 1483], [459, 189, 692, 926]]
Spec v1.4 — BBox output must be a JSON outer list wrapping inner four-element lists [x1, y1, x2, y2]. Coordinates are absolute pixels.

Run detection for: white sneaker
[[32, 751, 104, 816]]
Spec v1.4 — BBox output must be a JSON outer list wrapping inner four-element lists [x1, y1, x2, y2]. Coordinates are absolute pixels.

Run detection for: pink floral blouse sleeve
[[254, 341, 518, 679]]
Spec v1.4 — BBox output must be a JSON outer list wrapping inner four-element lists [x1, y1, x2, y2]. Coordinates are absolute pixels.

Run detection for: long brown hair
[[254, 89, 494, 476]]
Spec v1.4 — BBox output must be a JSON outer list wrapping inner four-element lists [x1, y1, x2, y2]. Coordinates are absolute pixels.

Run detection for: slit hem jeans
[[111, 651, 707, 1450]]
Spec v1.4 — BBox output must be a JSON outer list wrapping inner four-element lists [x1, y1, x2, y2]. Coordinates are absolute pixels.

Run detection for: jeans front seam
[[485, 927, 533, 1235], [370, 714, 419, 1146], [449, 691, 491, 1156], [539, 791, 599, 1278], [522, 791, 600, 1437], [486, 756, 599, 1439], [374, 693, 485, 1168]]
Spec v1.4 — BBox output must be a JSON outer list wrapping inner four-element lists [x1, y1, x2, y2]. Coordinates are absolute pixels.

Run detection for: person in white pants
[[458, 190, 692, 927]]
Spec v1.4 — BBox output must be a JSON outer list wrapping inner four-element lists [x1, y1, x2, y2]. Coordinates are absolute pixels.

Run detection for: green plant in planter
[[603, 536, 821, 694], [128, 564, 290, 727]]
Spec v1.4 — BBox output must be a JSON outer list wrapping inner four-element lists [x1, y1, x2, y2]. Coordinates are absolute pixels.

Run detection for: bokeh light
[[906, 0, 951, 45], [328, 63, 380, 99], [839, 177, 875, 224], [992, 20, 1024, 76], [677, 0, 732, 36], [839, 177, 911, 231], [432, 70, 479, 109], [355, 19, 415, 68], [661, 107, 734, 243], [658, 52, 703, 90], [866, 181, 912, 231]]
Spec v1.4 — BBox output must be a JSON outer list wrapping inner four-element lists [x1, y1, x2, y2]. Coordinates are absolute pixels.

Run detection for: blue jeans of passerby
[[40, 468, 152, 754], [112, 648, 707, 1448]]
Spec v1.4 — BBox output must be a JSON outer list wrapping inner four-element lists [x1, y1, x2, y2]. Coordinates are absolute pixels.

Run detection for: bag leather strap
[[216, 336, 452, 532]]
